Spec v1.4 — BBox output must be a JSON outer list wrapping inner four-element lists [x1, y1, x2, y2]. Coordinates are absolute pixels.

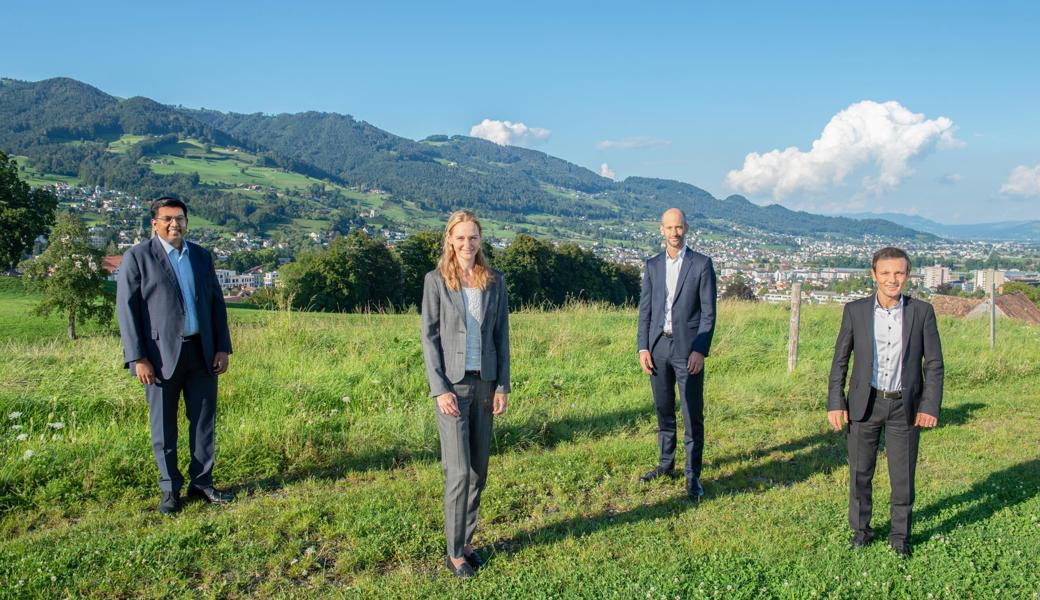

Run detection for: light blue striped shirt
[[157, 236, 199, 337], [872, 294, 903, 393]]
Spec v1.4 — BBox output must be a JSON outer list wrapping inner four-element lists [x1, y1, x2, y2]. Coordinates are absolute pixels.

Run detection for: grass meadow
[[1, 278, 1038, 598]]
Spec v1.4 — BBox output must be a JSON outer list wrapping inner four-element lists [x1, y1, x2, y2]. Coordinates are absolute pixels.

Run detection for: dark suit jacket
[[420, 269, 510, 397], [116, 237, 232, 380], [637, 246, 718, 357], [828, 294, 944, 424]]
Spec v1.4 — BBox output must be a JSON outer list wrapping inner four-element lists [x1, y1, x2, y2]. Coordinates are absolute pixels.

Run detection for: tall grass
[[1, 292, 1038, 598]]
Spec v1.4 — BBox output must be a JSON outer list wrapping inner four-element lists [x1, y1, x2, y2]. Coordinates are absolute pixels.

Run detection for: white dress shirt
[[872, 294, 903, 393], [461, 286, 483, 371], [663, 245, 688, 335]]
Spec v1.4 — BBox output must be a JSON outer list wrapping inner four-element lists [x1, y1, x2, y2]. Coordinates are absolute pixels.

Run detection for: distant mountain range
[[847, 213, 1040, 241], [1, 76, 932, 240]]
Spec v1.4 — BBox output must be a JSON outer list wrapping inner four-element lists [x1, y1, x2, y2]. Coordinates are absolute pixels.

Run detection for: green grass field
[[1, 283, 1038, 598]]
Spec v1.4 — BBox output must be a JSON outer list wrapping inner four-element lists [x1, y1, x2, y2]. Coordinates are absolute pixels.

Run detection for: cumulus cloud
[[725, 100, 962, 198], [469, 119, 550, 147], [596, 137, 671, 150], [1000, 163, 1040, 197], [599, 163, 617, 179]]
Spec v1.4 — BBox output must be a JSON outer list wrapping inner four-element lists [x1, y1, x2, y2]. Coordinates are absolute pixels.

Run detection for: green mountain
[[1, 76, 931, 240]]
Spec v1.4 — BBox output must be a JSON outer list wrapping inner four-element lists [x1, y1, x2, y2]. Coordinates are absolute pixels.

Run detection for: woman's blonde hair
[[437, 210, 491, 291]]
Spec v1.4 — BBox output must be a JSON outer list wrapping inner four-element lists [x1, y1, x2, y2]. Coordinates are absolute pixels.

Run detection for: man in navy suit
[[117, 197, 234, 514], [637, 208, 718, 501]]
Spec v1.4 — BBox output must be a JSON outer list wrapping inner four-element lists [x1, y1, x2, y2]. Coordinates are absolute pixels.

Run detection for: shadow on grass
[[915, 458, 1040, 541], [234, 404, 653, 495], [489, 402, 989, 555]]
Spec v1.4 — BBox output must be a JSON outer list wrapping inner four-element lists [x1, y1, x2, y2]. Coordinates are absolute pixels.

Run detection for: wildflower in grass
[[10, 424, 21, 430], [16, 433, 28, 441], [341, 396, 351, 403], [8, 412, 21, 420], [23, 449, 35, 459], [48, 422, 65, 430]]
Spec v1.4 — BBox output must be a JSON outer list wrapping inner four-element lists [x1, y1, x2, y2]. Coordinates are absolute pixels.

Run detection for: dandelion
[[8, 412, 21, 420], [16, 433, 28, 441], [48, 422, 65, 430], [23, 449, 35, 460], [50, 575, 56, 582]]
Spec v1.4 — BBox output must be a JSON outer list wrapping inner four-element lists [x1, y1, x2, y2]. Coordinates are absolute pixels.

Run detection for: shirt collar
[[666, 245, 688, 263], [157, 236, 189, 257], [874, 293, 903, 312]]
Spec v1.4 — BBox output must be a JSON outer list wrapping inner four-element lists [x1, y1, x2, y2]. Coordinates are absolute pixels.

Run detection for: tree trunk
[[68, 311, 76, 340]]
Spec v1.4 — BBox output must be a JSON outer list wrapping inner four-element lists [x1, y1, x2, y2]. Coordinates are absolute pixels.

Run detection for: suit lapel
[[479, 276, 494, 331], [901, 295, 915, 362], [865, 294, 876, 355], [671, 247, 694, 306], [187, 242, 206, 307], [150, 237, 184, 309], [446, 282, 465, 321]]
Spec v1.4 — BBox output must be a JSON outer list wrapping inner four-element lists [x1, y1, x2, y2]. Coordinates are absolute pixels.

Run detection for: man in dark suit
[[828, 246, 944, 557], [117, 197, 234, 514], [637, 208, 717, 502]]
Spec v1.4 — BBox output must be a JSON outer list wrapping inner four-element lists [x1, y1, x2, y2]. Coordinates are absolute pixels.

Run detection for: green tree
[[1003, 281, 1040, 306], [721, 276, 758, 302], [0, 151, 59, 269], [20, 213, 114, 339], [496, 234, 555, 308], [396, 230, 442, 309], [279, 230, 402, 312]]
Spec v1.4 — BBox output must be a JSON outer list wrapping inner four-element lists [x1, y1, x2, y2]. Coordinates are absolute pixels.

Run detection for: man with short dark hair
[[828, 246, 944, 557], [117, 196, 234, 514]]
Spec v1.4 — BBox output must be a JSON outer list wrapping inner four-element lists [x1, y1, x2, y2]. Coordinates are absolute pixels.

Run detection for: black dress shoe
[[686, 478, 704, 502], [639, 467, 677, 483], [890, 543, 911, 559], [446, 557, 476, 578], [849, 532, 874, 549], [187, 486, 233, 504], [464, 550, 486, 570], [159, 491, 180, 514]]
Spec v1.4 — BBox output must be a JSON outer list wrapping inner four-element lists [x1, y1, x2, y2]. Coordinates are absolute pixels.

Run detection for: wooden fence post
[[788, 282, 802, 374], [990, 278, 996, 348]]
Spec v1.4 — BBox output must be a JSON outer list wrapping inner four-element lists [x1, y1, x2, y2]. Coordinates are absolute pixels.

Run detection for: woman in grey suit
[[420, 209, 510, 578]]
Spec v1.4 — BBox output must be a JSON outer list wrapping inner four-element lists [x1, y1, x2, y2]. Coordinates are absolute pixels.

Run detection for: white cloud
[[596, 137, 671, 150], [938, 173, 962, 185], [469, 119, 550, 147], [599, 163, 616, 179], [1000, 164, 1040, 197], [725, 100, 962, 198]]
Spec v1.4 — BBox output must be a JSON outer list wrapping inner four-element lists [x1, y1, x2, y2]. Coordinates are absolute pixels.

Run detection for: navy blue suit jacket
[[637, 247, 718, 358], [116, 237, 232, 380]]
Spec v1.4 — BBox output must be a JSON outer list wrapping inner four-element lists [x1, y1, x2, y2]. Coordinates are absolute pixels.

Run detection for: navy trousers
[[649, 335, 705, 480]]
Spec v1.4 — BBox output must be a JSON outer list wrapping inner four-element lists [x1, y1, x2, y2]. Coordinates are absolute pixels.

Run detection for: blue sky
[[3, 1, 1039, 223]]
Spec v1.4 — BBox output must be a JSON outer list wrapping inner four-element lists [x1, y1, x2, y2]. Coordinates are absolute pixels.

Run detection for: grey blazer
[[420, 268, 510, 397], [637, 247, 718, 357], [828, 294, 944, 424], [116, 237, 233, 380]]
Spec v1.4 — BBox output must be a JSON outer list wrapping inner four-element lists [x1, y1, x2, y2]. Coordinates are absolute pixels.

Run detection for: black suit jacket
[[828, 294, 944, 424], [637, 247, 717, 357], [116, 237, 232, 380]]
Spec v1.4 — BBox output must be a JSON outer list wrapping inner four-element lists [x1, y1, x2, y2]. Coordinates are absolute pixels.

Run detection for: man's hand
[[915, 412, 938, 428], [827, 410, 849, 432], [493, 392, 509, 416], [436, 392, 460, 417], [639, 350, 655, 375], [213, 352, 229, 375], [687, 351, 705, 375], [135, 358, 157, 385]]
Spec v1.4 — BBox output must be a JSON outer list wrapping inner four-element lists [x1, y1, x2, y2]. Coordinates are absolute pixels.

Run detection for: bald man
[[637, 208, 718, 502]]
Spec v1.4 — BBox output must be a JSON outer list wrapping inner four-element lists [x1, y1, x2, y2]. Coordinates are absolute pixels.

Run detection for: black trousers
[[145, 338, 217, 493], [848, 393, 920, 545], [649, 335, 705, 480]]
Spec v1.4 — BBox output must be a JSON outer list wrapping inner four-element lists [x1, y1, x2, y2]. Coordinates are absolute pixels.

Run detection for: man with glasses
[[117, 197, 234, 514]]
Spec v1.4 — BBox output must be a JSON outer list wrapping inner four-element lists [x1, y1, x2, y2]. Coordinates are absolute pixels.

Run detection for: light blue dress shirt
[[157, 236, 200, 337], [872, 294, 903, 393]]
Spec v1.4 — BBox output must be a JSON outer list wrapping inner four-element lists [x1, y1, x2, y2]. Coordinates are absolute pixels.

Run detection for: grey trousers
[[435, 374, 494, 557], [145, 337, 217, 493], [650, 335, 705, 480], [848, 394, 920, 545]]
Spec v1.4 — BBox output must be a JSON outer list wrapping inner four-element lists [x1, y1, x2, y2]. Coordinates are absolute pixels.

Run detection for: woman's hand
[[436, 392, 460, 417]]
